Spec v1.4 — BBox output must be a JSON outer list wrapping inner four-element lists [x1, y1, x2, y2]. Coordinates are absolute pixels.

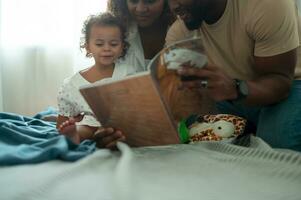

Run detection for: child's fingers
[[101, 132, 123, 145], [94, 128, 124, 148], [105, 136, 126, 150], [94, 127, 113, 138], [118, 136, 126, 142], [105, 141, 117, 149]]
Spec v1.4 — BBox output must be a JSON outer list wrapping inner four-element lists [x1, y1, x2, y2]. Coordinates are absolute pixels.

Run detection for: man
[[166, 0, 301, 151]]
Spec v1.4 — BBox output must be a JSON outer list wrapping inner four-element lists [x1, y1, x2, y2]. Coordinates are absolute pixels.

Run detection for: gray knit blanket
[[1, 136, 300, 200]]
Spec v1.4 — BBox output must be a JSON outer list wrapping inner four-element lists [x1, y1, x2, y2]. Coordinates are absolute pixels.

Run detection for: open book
[[80, 36, 217, 147]]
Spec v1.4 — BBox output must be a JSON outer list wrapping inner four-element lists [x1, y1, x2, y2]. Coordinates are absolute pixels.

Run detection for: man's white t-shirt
[[166, 0, 301, 80]]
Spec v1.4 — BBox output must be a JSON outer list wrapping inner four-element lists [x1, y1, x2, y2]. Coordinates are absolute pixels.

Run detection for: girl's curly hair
[[107, 0, 175, 26], [80, 12, 129, 58]]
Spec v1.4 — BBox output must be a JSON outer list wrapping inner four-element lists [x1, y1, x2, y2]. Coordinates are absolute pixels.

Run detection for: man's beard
[[184, 5, 205, 30]]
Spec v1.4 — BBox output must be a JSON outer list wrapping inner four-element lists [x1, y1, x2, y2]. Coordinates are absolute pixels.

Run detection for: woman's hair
[[80, 12, 129, 58], [107, 0, 174, 26]]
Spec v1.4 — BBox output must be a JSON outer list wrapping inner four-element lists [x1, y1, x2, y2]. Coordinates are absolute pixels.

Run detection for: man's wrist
[[229, 79, 249, 103]]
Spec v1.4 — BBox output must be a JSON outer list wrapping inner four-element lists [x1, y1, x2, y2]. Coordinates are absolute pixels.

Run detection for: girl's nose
[[103, 43, 111, 51]]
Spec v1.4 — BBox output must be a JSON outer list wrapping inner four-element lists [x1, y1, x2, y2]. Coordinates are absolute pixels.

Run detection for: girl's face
[[86, 25, 123, 67], [127, 0, 165, 27]]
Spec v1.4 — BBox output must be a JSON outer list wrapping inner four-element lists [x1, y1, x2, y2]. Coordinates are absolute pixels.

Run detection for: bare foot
[[58, 118, 81, 144]]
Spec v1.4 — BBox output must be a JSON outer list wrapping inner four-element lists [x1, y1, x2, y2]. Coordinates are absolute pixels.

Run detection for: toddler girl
[[56, 12, 130, 148]]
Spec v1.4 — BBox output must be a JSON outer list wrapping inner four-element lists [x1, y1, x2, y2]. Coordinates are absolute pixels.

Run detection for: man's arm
[[245, 49, 296, 105], [243, 0, 298, 105], [176, 48, 297, 106]]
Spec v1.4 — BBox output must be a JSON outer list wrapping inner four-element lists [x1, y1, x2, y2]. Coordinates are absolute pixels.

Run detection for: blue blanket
[[0, 110, 96, 166]]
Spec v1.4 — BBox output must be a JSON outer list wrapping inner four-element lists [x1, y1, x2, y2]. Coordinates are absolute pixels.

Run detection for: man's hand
[[93, 127, 126, 150], [177, 64, 238, 102], [177, 48, 296, 105]]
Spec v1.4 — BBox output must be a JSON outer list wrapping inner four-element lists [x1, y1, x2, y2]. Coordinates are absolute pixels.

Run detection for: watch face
[[239, 80, 249, 96]]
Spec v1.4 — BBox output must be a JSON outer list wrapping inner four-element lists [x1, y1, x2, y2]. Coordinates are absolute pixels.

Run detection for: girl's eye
[[110, 39, 122, 46], [95, 43, 104, 46], [110, 41, 121, 46]]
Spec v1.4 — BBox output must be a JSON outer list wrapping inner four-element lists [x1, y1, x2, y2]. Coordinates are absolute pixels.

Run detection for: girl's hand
[[93, 127, 126, 149]]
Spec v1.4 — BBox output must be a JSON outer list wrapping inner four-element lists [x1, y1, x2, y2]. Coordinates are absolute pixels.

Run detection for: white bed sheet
[[1, 136, 301, 200]]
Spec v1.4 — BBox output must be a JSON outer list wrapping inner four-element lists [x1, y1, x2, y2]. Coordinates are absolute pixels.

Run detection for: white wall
[[0, 0, 107, 115]]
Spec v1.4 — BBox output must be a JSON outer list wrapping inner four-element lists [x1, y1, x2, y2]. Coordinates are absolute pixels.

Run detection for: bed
[[0, 111, 301, 200]]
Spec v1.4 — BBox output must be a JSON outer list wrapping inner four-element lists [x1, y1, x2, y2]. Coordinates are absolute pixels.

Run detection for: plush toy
[[163, 48, 208, 70], [178, 114, 247, 143]]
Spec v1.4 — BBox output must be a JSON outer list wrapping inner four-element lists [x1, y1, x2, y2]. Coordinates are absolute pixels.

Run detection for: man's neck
[[204, 0, 227, 25]]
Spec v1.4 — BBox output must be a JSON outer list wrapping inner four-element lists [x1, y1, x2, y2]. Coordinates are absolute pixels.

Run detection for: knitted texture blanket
[[1, 136, 300, 200]]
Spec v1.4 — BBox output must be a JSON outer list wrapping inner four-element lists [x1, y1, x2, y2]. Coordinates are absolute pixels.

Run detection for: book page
[[150, 36, 218, 123]]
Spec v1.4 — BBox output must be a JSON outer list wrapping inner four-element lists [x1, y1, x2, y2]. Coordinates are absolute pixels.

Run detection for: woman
[[107, 0, 174, 72]]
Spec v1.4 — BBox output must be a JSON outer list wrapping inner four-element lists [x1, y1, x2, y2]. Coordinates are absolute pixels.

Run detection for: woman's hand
[[93, 127, 126, 149]]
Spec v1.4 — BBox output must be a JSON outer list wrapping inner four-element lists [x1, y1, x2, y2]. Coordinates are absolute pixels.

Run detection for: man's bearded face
[[172, 0, 207, 30]]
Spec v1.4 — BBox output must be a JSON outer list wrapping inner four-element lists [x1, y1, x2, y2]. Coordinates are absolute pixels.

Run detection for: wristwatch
[[232, 79, 249, 102]]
